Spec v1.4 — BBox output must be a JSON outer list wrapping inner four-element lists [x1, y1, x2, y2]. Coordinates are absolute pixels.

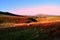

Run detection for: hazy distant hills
[[0, 11, 26, 17], [0, 11, 51, 17], [0, 11, 16, 16], [0, 11, 59, 17], [35, 14, 60, 18]]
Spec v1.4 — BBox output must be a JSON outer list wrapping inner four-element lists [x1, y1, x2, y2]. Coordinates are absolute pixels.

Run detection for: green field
[[0, 28, 48, 40]]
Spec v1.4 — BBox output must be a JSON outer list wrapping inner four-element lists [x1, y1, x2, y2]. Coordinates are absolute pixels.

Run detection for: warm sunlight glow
[[10, 5, 60, 15]]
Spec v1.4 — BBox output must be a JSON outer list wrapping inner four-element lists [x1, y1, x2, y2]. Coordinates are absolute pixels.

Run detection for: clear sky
[[0, 0, 60, 15]]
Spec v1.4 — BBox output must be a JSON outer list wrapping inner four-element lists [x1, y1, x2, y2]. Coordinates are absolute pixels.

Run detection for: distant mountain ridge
[[0, 11, 25, 17], [0, 11, 60, 18], [35, 14, 60, 17]]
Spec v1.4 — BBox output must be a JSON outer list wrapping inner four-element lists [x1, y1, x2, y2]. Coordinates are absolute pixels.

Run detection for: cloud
[[10, 5, 60, 15]]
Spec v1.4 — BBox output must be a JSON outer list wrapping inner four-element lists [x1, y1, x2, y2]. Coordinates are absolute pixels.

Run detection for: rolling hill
[[0, 11, 60, 40]]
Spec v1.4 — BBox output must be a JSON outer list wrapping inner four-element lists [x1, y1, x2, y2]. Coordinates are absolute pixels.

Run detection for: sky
[[0, 0, 60, 15]]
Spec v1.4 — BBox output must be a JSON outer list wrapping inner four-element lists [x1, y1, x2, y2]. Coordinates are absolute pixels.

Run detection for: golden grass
[[36, 17, 60, 22], [0, 16, 60, 28]]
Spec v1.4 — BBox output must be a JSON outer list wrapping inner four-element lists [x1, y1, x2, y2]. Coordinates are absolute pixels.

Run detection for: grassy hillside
[[36, 16, 60, 22], [0, 11, 60, 40], [0, 22, 60, 40], [0, 28, 48, 40]]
